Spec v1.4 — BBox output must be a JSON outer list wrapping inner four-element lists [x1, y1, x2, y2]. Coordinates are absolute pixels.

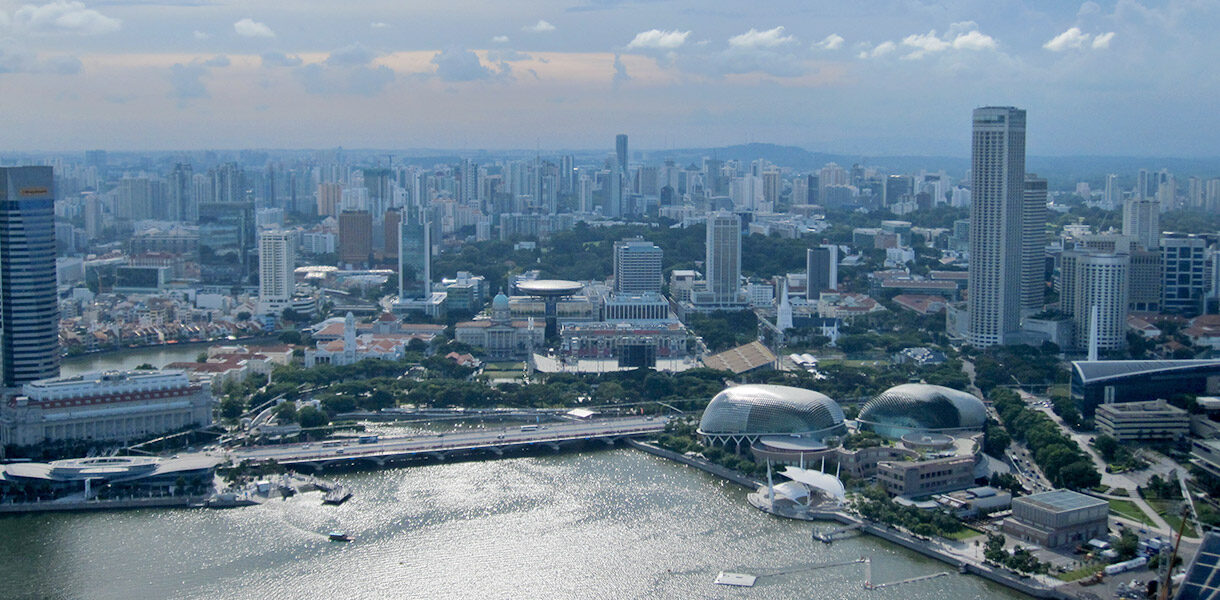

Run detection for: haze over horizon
[[2, 0, 1218, 156]]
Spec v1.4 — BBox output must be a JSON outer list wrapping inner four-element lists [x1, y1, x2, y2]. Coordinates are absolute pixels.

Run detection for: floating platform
[[714, 572, 757, 587], [322, 487, 352, 505]]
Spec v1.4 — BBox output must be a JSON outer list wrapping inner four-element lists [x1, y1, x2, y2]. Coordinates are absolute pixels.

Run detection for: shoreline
[[628, 439, 1068, 600], [61, 335, 281, 364]]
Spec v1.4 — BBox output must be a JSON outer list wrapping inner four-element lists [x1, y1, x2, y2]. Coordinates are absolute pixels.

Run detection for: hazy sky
[[1, 0, 1217, 156]]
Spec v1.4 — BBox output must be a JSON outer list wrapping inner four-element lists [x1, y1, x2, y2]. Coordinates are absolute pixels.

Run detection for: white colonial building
[[0, 370, 213, 447]]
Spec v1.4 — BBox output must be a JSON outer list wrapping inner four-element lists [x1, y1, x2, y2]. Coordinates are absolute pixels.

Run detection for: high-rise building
[[398, 206, 431, 301], [1061, 250, 1129, 351], [761, 170, 781, 208], [169, 163, 195, 222], [1122, 197, 1160, 250], [616, 134, 628, 176], [383, 208, 401, 260], [967, 107, 1026, 347], [1128, 249, 1162, 312], [613, 237, 663, 294], [459, 159, 479, 209], [208, 162, 244, 204], [338, 210, 372, 268], [1022, 175, 1048, 313], [1102, 173, 1119, 210], [806, 244, 839, 298], [1161, 233, 1208, 316], [258, 230, 295, 315], [705, 211, 742, 304], [0, 167, 60, 387], [317, 182, 342, 217]]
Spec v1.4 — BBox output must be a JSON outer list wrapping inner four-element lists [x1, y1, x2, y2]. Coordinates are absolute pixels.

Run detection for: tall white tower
[[967, 106, 1026, 347], [258, 230, 296, 315]]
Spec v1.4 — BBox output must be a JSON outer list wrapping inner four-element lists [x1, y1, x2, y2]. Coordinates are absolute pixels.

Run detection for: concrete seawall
[[0, 495, 206, 515], [625, 440, 762, 489]]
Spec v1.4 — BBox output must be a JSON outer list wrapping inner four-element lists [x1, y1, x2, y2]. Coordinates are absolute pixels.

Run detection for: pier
[[813, 523, 862, 543]]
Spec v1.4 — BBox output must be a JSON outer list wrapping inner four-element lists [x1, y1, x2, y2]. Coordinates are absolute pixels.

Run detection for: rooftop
[[1072, 360, 1220, 384], [702, 341, 776, 374], [1018, 489, 1107, 513]]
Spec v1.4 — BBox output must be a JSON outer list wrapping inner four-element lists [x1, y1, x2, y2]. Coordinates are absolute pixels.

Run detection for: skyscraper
[[398, 206, 431, 301], [806, 244, 838, 298], [1122, 197, 1160, 250], [1022, 175, 1048, 313], [338, 210, 372, 268], [967, 107, 1026, 347], [613, 237, 663, 294], [1161, 233, 1207, 315], [705, 211, 741, 304], [0, 167, 60, 387], [616, 134, 628, 176], [169, 163, 195, 222], [258, 230, 295, 315], [1060, 249, 1129, 351]]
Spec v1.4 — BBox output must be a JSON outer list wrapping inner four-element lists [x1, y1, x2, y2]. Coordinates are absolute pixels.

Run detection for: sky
[[1, 0, 1217, 156]]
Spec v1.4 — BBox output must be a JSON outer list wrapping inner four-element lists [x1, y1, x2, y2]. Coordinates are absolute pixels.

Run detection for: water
[[59, 344, 220, 378], [0, 450, 1030, 600]]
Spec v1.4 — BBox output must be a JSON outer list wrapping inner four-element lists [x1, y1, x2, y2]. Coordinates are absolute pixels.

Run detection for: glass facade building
[[857, 384, 986, 439], [0, 167, 60, 387], [698, 384, 845, 444]]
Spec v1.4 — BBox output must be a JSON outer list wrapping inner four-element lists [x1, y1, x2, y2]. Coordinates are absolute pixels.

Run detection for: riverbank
[[58, 335, 281, 377]]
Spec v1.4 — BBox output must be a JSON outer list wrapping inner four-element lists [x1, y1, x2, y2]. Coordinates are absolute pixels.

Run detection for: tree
[[1059, 460, 1102, 490], [135, 363, 155, 370], [220, 397, 244, 420], [1093, 435, 1119, 462], [278, 330, 303, 345], [297, 406, 329, 428]]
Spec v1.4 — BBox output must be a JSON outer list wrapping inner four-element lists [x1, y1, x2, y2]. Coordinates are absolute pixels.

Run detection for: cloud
[[612, 52, 630, 87], [858, 40, 896, 59], [234, 18, 274, 38], [1092, 31, 1115, 49], [523, 20, 555, 33], [486, 48, 531, 62], [296, 63, 394, 96], [431, 46, 492, 82], [12, 0, 121, 35], [814, 33, 844, 51], [898, 23, 996, 59], [0, 41, 81, 74], [325, 43, 376, 66], [626, 29, 690, 50], [169, 62, 208, 100], [202, 55, 230, 68], [193, 30, 210, 40], [1078, 1, 1102, 17], [43, 54, 81, 74], [1043, 27, 1090, 51], [728, 26, 795, 49], [492, 35, 509, 43], [261, 51, 302, 67], [371, 22, 388, 29]]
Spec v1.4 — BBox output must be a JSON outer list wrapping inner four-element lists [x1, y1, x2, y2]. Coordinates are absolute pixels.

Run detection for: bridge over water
[[228, 415, 669, 471]]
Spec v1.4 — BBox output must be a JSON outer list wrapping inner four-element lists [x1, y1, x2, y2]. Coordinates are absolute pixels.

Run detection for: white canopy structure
[[779, 466, 846, 502]]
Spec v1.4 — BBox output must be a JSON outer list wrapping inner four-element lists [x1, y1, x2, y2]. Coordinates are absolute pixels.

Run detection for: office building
[[705, 211, 742, 304], [1123, 197, 1160, 250], [1176, 531, 1220, 600], [1022, 175, 1048, 312], [0, 370, 212, 446], [1162, 233, 1208, 315], [258, 230, 295, 315], [877, 455, 975, 497], [967, 107, 1027, 347], [1060, 249, 1130, 351], [317, 182, 342, 217], [1002, 490, 1108, 548], [398, 206, 431, 301], [1094, 400, 1188, 442], [806, 245, 839, 298], [338, 210, 372, 268], [613, 237, 662, 294], [1129, 249, 1163, 312], [1071, 359, 1220, 418], [0, 167, 60, 388]]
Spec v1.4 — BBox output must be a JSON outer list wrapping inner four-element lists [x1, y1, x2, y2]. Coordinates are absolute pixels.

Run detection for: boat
[[328, 532, 352, 542], [322, 487, 352, 506]]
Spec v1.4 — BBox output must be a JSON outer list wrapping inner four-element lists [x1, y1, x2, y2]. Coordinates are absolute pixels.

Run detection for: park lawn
[[1109, 499, 1156, 526], [1146, 497, 1197, 536], [942, 527, 983, 541], [1055, 564, 1104, 582], [484, 362, 524, 370]]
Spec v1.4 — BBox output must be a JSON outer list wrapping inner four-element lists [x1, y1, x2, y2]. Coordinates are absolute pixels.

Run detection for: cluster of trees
[[993, 388, 1101, 490], [971, 345, 1066, 394], [842, 431, 884, 450], [687, 311, 758, 352], [853, 485, 967, 538], [657, 417, 764, 476], [983, 534, 1049, 574], [983, 418, 1012, 458], [1092, 435, 1148, 472]]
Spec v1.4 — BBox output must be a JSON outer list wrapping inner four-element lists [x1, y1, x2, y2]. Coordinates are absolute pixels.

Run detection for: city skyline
[[1, 1, 1218, 156]]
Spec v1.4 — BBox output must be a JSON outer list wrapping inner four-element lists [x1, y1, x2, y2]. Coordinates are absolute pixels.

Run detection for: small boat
[[328, 532, 352, 542]]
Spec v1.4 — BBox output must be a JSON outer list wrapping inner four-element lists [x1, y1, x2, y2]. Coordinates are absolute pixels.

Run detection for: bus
[[520, 425, 538, 432]]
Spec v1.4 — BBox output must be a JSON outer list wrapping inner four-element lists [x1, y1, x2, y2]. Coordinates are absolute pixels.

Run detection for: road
[[228, 415, 668, 464]]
